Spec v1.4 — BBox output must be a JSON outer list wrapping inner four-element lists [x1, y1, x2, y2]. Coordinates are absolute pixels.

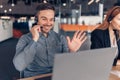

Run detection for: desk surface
[[18, 60, 120, 80], [109, 66, 120, 80]]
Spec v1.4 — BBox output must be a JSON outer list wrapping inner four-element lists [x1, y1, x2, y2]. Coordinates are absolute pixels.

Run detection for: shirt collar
[[39, 30, 52, 37]]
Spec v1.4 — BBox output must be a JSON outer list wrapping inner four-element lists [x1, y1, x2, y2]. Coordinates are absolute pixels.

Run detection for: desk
[[18, 73, 52, 80], [18, 66, 120, 80], [109, 66, 120, 80]]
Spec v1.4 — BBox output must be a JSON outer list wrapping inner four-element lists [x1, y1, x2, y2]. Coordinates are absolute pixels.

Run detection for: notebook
[[52, 47, 117, 80]]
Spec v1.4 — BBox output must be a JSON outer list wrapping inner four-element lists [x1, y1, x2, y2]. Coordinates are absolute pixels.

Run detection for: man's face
[[37, 9, 55, 33]]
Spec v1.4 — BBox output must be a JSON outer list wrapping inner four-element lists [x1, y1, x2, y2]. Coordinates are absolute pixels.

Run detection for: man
[[13, 3, 87, 78]]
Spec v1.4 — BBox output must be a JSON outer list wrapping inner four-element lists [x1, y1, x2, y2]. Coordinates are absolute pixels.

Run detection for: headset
[[35, 16, 38, 23], [32, 16, 38, 27], [33, 15, 44, 31]]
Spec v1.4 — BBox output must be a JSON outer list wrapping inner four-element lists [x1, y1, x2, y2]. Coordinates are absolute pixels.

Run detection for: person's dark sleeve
[[90, 30, 103, 49], [13, 35, 37, 71]]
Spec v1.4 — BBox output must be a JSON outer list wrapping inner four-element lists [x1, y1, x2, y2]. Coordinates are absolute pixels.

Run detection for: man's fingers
[[73, 31, 80, 38], [79, 32, 87, 41], [31, 25, 41, 32], [77, 31, 85, 39], [74, 31, 86, 39], [80, 35, 87, 44], [66, 36, 71, 44]]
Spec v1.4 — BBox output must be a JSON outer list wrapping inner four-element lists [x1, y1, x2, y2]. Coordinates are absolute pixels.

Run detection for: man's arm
[[13, 35, 37, 71]]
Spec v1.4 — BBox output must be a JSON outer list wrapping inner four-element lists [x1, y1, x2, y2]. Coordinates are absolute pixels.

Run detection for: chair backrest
[[79, 34, 91, 51]]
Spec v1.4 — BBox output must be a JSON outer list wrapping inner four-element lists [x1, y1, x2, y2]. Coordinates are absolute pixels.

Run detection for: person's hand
[[30, 25, 42, 42], [66, 31, 87, 52]]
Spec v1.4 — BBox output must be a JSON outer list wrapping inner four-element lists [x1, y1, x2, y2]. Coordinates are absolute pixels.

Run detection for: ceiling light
[[11, 3, 15, 6], [9, 9, 12, 12], [63, 3, 66, 6], [0, 5, 3, 8], [4, 10, 7, 13], [11, 0, 15, 6], [43, 0, 47, 3]]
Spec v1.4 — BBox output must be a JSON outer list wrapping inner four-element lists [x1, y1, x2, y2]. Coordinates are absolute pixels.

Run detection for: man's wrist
[[33, 38, 38, 42]]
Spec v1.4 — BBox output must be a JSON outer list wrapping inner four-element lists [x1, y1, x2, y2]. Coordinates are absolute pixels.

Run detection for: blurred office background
[[0, 0, 120, 80]]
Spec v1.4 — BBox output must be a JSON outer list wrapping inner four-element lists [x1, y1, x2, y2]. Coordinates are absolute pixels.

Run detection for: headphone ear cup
[[35, 17, 38, 23], [108, 17, 112, 22], [32, 17, 38, 26]]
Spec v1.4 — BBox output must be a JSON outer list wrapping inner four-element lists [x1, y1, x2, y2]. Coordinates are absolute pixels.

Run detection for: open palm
[[67, 31, 87, 52]]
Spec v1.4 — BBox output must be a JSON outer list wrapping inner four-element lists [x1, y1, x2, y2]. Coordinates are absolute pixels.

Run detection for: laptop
[[52, 47, 117, 80]]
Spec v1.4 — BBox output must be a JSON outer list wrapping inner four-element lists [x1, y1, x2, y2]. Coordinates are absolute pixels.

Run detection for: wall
[[0, 19, 13, 42], [61, 16, 102, 25], [79, 16, 102, 25]]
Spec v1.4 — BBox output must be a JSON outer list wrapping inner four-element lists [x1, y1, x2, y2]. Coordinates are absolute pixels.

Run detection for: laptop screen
[[52, 47, 117, 80]]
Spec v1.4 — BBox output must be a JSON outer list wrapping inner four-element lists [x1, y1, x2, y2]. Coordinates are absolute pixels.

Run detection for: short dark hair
[[36, 3, 55, 12], [35, 3, 55, 23]]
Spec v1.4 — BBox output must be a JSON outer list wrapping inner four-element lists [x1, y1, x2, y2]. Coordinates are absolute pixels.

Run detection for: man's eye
[[42, 19, 46, 20], [50, 19, 54, 22]]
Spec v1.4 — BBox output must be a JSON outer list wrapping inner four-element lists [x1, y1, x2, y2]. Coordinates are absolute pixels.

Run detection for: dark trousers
[[113, 57, 118, 66]]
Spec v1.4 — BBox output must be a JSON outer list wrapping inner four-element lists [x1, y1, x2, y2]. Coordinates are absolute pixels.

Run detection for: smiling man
[[13, 3, 87, 78]]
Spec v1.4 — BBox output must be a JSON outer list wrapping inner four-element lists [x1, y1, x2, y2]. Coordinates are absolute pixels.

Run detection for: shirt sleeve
[[13, 35, 37, 71]]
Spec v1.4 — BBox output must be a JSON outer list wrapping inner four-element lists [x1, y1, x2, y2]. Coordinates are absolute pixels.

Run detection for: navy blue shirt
[[13, 30, 69, 77]]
